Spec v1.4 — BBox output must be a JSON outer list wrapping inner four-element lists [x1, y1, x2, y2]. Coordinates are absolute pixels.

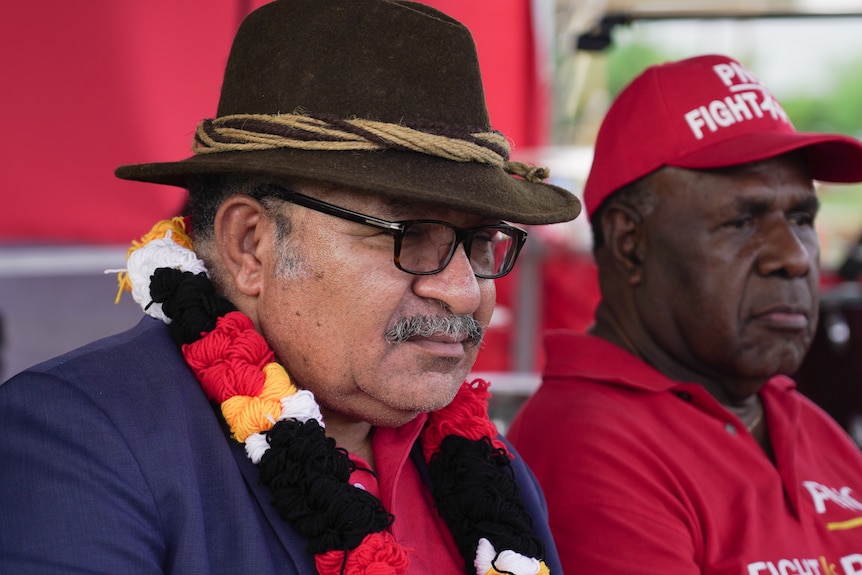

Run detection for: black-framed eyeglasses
[[255, 185, 528, 279]]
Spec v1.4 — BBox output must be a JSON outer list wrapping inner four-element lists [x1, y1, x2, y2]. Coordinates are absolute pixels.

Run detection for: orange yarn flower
[[221, 362, 298, 442]]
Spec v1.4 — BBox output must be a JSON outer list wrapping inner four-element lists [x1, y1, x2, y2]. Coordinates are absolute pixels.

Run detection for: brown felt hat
[[115, 0, 581, 225]]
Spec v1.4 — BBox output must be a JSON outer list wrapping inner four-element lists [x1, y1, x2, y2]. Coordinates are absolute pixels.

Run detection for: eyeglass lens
[[396, 222, 518, 278]]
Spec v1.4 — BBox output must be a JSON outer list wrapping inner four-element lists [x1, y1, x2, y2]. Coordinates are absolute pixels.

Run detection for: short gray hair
[[590, 175, 657, 252], [185, 174, 307, 283]]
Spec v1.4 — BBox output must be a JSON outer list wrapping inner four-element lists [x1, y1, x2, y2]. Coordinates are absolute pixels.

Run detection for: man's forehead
[[655, 160, 817, 210], [671, 150, 812, 178], [658, 153, 811, 186]]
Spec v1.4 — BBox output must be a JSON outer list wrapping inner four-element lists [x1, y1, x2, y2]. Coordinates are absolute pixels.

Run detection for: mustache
[[384, 314, 484, 347]]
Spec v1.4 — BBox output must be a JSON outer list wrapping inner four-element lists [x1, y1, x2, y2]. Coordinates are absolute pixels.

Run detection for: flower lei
[[116, 217, 549, 575]]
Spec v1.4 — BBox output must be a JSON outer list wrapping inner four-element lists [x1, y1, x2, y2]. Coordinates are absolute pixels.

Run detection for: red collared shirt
[[509, 331, 862, 575], [347, 413, 463, 573]]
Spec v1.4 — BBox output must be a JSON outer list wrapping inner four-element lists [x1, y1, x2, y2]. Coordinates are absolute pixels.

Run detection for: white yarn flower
[[475, 538, 542, 575], [243, 390, 325, 463], [245, 432, 270, 464], [124, 231, 208, 323], [279, 390, 324, 426]]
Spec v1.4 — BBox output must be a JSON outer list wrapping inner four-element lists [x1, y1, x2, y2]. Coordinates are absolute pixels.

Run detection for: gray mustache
[[384, 315, 484, 347]]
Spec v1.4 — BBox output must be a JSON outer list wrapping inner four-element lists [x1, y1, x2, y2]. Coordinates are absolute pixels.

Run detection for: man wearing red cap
[[508, 54, 862, 573]]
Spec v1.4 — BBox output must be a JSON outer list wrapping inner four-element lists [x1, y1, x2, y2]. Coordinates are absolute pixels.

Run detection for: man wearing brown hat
[[0, 1, 579, 573], [508, 54, 862, 573]]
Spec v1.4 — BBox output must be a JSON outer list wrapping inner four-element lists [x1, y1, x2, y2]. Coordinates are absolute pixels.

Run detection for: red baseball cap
[[583, 54, 862, 217]]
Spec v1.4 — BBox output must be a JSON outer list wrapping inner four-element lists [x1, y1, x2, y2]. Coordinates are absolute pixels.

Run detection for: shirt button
[[725, 423, 737, 435]]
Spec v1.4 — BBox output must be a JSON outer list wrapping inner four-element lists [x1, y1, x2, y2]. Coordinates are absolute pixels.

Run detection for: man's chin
[[736, 348, 808, 381], [382, 385, 464, 421]]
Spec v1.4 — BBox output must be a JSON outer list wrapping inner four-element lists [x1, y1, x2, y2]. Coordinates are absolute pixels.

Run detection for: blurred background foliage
[[604, 40, 862, 138]]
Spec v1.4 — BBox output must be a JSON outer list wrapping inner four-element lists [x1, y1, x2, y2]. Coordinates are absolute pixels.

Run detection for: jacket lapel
[[220, 411, 318, 573]]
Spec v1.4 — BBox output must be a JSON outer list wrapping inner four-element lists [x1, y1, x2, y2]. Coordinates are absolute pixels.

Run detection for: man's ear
[[599, 204, 646, 285], [213, 195, 269, 297]]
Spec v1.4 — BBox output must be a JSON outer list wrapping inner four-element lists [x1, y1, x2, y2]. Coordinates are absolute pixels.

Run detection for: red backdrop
[[1, 0, 599, 371], [0, 0, 547, 244]]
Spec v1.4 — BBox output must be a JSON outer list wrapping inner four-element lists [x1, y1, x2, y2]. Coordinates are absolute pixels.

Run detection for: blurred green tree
[[604, 40, 862, 138], [781, 59, 862, 137], [605, 41, 674, 99]]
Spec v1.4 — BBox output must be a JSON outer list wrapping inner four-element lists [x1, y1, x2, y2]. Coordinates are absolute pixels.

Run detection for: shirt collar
[[542, 330, 796, 394]]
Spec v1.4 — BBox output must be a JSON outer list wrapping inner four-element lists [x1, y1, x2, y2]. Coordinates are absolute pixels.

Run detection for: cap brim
[[115, 148, 581, 225], [670, 131, 862, 183]]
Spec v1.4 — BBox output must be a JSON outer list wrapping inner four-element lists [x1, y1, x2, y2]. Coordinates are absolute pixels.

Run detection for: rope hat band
[[194, 113, 550, 184]]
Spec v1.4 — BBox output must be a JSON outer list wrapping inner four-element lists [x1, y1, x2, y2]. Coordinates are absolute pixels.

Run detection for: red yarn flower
[[421, 379, 508, 463], [315, 532, 410, 575], [183, 311, 274, 402]]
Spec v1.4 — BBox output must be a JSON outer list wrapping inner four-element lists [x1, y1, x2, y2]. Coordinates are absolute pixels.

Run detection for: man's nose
[[757, 219, 816, 278], [411, 243, 483, 316]]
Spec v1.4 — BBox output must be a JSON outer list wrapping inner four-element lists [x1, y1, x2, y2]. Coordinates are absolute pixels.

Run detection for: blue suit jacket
[[0, 317, 561, 574]]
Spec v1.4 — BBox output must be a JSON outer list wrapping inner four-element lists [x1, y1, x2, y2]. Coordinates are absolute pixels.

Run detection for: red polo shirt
[[508, 332, 862, 575], [347, 413, 463, 573]]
